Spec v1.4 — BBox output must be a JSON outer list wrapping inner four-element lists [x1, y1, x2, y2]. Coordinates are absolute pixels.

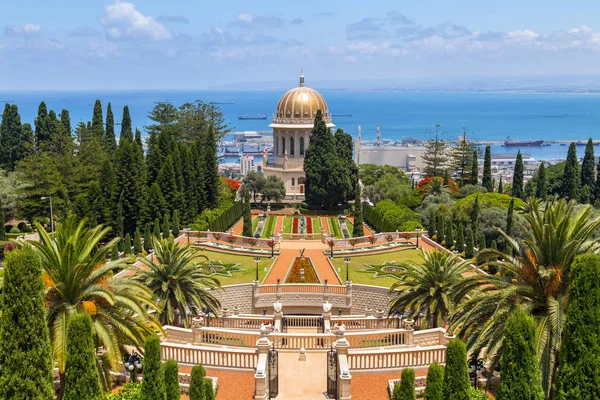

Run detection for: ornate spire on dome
[[299, 69, 305, 87]]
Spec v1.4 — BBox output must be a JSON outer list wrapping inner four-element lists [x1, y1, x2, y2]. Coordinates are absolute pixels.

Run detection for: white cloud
[[102, 1, 171, 41], [4, 24, 41, 37]]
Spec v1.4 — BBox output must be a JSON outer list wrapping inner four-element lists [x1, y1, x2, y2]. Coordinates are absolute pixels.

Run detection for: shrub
[[496, 309, 544, 400], [452, 193, 525, 225], [262, 216, 276, 238], [393, 368, 415, 400], [203, 379, 215, 400], [424, 362, 444, 400], [9, 226, 20, 233], [189, 365, 206, 400], [63, 313, 102, 400], [104, 383, 141, 400], [443, 340, 470, 400], [164, 359, 180, 400], [468, 387, 492, 399], [140, 335, 165, 400]]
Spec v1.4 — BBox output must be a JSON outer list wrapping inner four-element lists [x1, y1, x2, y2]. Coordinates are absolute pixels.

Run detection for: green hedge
[[191, 201, 243, 232], [363, 203, 420, 233], [328, 217, 342, 239], [262, 216, 276, 238]]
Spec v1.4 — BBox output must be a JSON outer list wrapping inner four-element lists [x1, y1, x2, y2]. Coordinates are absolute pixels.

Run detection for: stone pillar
[[335, 329, 352, 400], [252, 280, 259, 314], [323, 313, 332, 333], [276, 279, 281, 301], [191, 316, 204, 344], [404, 319, 415, 345], [254, 329, 271, 400], [345, 281, 352, 309], [323, 280, 329, 302], [273, 301, 283, 332]]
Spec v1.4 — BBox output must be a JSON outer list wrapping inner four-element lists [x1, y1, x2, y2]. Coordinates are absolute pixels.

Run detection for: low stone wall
[[212, 284, 254, 314], [350, 284, 393, 315]]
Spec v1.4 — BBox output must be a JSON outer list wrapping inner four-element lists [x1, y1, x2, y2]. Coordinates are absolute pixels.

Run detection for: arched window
[[274, 136, 278, 155], [282, 137, 286, 155], [292, 178, 295, 186], [290, 137, 295, 156], [300, 137, 305, 155]]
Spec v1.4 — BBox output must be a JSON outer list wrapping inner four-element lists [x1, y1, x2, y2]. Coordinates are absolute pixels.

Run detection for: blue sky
[[2, 0, 600, 90]]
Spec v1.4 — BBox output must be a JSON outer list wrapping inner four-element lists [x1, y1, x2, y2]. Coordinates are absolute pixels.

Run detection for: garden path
[[275, 351, 328, 400], [274, 215, 284, 235], [320, 216, 330, 235]]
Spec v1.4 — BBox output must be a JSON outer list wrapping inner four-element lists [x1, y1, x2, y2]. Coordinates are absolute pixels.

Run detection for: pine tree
[[63, 313, 102, 400], [203, 125, 221, 208], [512, 151, 524, 199], [470, 150, 478, 185], [451, 133, 473, 183], [498, 177, 503, 194], [124, 233, 132, 255], [506, 198, 514, 236], [189, 365, 206, 400], [91, 99, 104, 138], [105, 102, 117, 154], [171, 210, 180, 238], [580, 184, 591, 204], [465, 228, 475, 259], [581, 138, 595, 193], [455, 223, 464, 254], [352, 185, 365, 237], [424, 362, 444, 400], [443, 340, 470, 400], [535, 162, 546, 199], [554, 254, 600, 399], [144, 223, 152, 252], [561, 142, 579, 200], [35, 101, 52, 147], [157, 156, 180, 216], [140, 335, 166, 400], [445, 217, 454, 250], [135, 128, 143, 147], [421, 124, 450, 177], [120, 105, 133, 144], [60, 109, 71, 134], [163, 359, 181, 400], [482, 145, 492, 191], [115, 140, 145, 234], [393, 368, 415, 400], [0, 104, 24, 170], [595, 159, 600, 203], [134, 228, 143, 254], [496, 309, 544, 400], [162, 212, 171, 238], [144, 183, 168, 226], [0, 246, 54, 399], [203, 379, 215, 400], [242, 191, 252, 237]]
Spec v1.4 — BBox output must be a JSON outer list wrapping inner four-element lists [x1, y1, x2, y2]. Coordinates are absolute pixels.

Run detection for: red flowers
[[222, 177, 241, 192], [349, 238, 358, 247], [385, 234, 394, 243], [368, 236, 376, 246], [285, 258, 320, 283], [247, 238, 257, 247], [306, 218, 313, 233], [293, 218, 299, 234], [226, 235, 237, 245]]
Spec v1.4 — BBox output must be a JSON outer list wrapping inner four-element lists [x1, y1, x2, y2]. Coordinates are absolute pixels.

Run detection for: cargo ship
[[239, 114, 267, 120], [504, 136, 544, 147]]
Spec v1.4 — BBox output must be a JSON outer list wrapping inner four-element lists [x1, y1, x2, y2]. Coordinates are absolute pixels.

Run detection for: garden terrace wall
[[187, 231, 279, 247], [323, 231, 417, 247]]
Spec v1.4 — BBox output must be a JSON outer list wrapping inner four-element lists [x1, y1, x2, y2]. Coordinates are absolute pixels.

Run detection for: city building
[[239, 155, 254, 176], [262, 71, 335, 198]]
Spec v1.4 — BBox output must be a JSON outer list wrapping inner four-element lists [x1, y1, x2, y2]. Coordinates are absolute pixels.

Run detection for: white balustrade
[[160, 341, 257, 369], [347, 345, 446, 370]]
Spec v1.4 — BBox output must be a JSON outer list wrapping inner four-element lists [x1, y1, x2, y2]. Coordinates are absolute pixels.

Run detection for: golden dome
[[272, 72, 332, 125]]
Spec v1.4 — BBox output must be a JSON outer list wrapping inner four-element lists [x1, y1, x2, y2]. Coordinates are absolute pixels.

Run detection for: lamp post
[[344, 257, 350, 283], [270, 236, 275, 258], [124, 351, 143, 382], [254, 256, 260, 282], [205, 309, 212, 327], [184, 227, 191, 243], [415, 227, 421, 249], [41, 196, 54, 236]]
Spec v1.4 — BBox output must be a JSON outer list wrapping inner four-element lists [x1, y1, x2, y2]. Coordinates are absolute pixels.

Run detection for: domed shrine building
[[262, 72, 334, 199]]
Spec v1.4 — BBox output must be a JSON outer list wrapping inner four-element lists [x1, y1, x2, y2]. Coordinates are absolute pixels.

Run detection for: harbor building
[[262, 71, 334, 199], [239, 155, 255, 176]]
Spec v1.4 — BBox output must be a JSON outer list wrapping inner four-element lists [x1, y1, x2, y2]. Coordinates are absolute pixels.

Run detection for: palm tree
[[27, 216, 161, 397], [450, 198, 600, 397], [135, 236, 221, 327], [388, 250, 475, 328], [416, 176, 457, 200]]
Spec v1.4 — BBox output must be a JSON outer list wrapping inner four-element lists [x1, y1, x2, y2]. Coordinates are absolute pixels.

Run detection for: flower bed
[[307, 217, 313, 233], [293, 217, 299, 234], [284, 257, 320, 283]]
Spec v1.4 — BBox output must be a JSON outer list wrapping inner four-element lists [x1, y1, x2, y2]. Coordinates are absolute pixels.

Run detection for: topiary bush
[[188, 365, 206, 400], [163, 359, 180, 400], [393, 368, 415, 400], [140, 335, 165, 400], [9, 227, 20, 233], [424, 362, 444, 400], [443, 340, 470, 400]]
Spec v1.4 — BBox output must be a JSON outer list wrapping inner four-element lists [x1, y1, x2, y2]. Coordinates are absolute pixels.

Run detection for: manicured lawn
[[261, 216, 276, 238], [312, 217, 322, 234], [330, 249, 423, 287], [346, 220, 354, 237], [252, 216, 259, 235], [328, 217, 343, 239], [283, 216, 293, 234], [195, 249, 276, 285]]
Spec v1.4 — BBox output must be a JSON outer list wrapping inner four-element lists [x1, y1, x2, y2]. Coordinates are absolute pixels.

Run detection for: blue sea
[[2, 90, 600, 161]]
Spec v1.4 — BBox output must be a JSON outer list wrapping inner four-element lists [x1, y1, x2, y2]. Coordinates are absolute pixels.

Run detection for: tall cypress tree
[[393, 368, 415, 400], [91, 99, 104, 138], [581, 138, 595, 193], [135, 128, 143, 147], [428, 210, 436, 237], [455, 223, 464, 254], [203, 125, 220, 208], [63, 313, 102, 400], [470, 150, 478, 185], [496, 309, 544, 400], [535, 162, 546, 199], [352, 185, 365, 237], [204, 379, 215, 400], [445, 217, 454, 249], [157, 156, 181, 216], [498, 177, 503, 193], [120, 105, 133, 144], [189, 365, 206, 400], [124, 233, 132, 255], [506, 198, 514, 236], [115, 140, 145, 234], [133, 228, 143, 254], [465, 228, 475, 258], [60, 109, 71, 134], [144, 223, 152, 252], [561, 142, 579, 200], [242, 191, 252, 237], [164, 359, 181, 400], [512, 150, 524, 199], [171, 210, 181, 237], [143, 183, 167, 226], [0, 246, 54, 399], [105, 102, 117, 154], [471, 195, 480, 236], [34, 101, 52, 147], [555, 254, 600, 399], [478, 233, 486, 251], [424, 362, 444, 400], [482, 145, 492, 191], [595, 159, 600, 203], [154, 217, 162, 239], [443, 340, 470, 400], [0, 104, 23, 170], [140, 335, 166, 400], [162, 212, 171, 238]]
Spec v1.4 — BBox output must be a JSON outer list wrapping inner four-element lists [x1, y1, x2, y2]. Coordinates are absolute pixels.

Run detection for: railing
[[160, 341, 257, 369], [322, 231, 417, 247], [256, 284, 347, 295], [284, 315, 321, 328], [185, 231, 280, 248], [206, 316, 274, 330], [347, 345, 446, 370]]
